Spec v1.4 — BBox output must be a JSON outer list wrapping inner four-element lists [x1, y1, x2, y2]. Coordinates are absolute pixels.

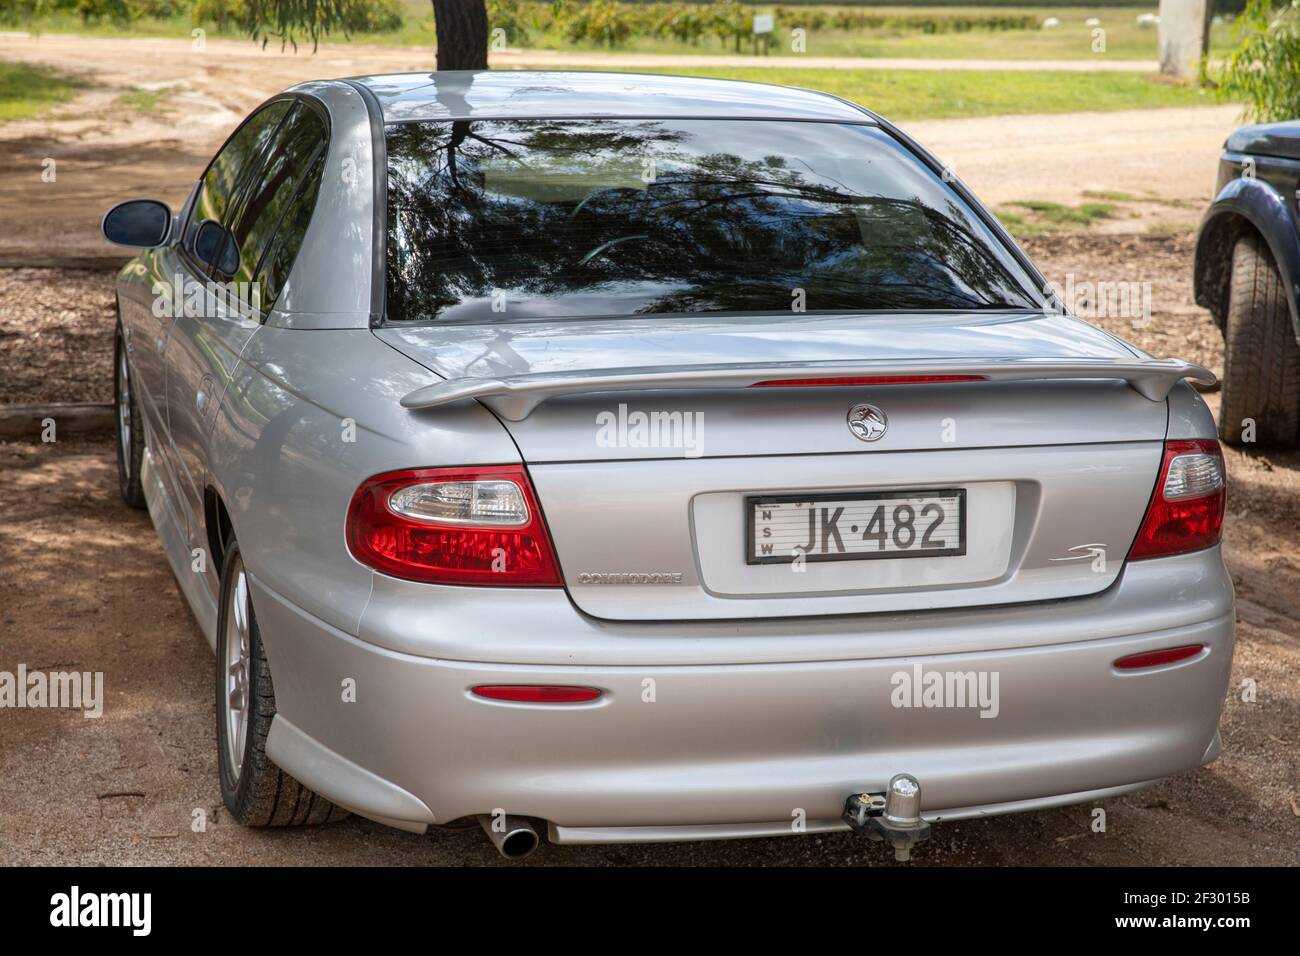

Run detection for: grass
[[995, 198, 1117, 234], [995, 191, 1210, 237], [554, 65, 1218, 120], [116, 87, 171, 114], [1080, 188, 1145, 201], [7, 5, 1240, 61], [499, 8, 1238, 61], [1013, 198, 1115, 220], [0, 6, 1236, 125], [0, 61, 84, 123]]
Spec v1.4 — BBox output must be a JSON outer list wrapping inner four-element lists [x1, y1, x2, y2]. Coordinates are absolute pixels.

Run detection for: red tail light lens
[[1128, 439, 1225, 561], [347, 465, 562, 586], [750, 374, 985, 388], [471, 685, 602, 703], [1113, 644, 1205, 670]]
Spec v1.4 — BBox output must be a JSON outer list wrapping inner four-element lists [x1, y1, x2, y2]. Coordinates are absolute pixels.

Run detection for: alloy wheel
[[116, 345, 132, 481], [222, 557, 252, 782]]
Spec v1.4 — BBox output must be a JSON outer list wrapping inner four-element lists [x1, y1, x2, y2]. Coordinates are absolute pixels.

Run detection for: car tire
[[1218, 234, 1300, 447], [215, 538, 349, 827], [114, 321, 147, 509]]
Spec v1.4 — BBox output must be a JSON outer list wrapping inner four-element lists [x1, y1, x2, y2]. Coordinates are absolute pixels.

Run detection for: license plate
[[746, 489, 967, 565]]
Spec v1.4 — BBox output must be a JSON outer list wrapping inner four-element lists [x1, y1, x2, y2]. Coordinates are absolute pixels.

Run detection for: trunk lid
[[375, 311, 1179, 621]]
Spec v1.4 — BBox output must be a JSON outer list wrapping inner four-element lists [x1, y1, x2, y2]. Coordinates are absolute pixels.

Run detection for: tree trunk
[[432, 0, 489, 71], [1157, 0, 1211, 80]]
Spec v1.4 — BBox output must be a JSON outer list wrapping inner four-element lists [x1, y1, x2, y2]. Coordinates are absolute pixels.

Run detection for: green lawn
[[0, 62, 84, 123], [491, 6, 1237, 61], [0, 3, 1238, 123], [539, 65, 1219, 120]]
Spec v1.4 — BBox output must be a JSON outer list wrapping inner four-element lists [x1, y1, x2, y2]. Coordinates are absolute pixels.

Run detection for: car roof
[[345, 70, 875, 124]]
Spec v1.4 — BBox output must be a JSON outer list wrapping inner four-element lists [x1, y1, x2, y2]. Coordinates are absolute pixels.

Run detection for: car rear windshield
[[384, 118, 1038, 323]]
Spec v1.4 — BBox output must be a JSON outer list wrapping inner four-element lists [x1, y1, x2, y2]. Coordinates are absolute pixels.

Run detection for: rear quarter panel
[[207, 325, 519, 641]]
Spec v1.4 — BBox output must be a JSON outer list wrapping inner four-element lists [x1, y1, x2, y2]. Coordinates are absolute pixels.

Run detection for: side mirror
[[193, 219, 240, 275], [102, 199, 172, 248]]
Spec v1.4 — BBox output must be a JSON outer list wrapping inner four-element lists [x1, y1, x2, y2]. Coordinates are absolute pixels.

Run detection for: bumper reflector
[[471, 685, 602, 703], [1113, 644, 1205, 670]]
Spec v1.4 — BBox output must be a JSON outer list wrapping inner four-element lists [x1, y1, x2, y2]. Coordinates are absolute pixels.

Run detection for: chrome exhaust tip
[[477, 813, 540, 860]]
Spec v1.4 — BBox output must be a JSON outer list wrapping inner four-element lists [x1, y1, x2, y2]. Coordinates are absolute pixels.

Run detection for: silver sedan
[[102, 71, 1232, 860]]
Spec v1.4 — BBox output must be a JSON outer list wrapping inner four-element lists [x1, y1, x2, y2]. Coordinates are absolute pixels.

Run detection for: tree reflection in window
[[385, 119, 1036, 324]]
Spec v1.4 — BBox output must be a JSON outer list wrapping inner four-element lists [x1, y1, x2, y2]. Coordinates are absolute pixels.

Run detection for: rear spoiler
[[399, 357, 1216, 421]]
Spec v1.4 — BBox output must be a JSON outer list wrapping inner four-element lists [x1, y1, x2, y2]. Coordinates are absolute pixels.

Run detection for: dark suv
[[1195, 120, 1300, 448]]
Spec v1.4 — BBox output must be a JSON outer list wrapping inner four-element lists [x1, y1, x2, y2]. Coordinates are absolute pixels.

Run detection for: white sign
[[752, 14, 774, 34]]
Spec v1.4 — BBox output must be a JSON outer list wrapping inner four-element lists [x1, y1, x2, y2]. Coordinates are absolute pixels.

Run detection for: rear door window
[[256, 147, 328, 311], [224, 103, 329, 309], [184, 101, 290, 261]]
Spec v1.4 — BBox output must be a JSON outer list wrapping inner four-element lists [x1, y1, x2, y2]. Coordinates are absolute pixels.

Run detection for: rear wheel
[[1218, 235, 1300, 447], [114, 321, 146, 509], [215, 539, 349, 826]]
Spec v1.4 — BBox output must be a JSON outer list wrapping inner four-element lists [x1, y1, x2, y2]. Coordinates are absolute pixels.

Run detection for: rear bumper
[[546, 777, 1172, 845], [252, 549, 1233, 839]]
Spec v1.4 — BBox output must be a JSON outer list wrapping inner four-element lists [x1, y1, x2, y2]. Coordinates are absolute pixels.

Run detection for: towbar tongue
[[843, 773, 932, 862]]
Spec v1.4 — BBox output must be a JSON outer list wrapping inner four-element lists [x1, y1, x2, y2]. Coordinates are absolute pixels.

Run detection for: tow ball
[[842, 773, 931, 861]]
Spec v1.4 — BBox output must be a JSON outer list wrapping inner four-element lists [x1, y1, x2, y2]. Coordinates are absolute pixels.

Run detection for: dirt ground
[[1, 229, 1298, 865], [0, 430, 1297, 866], [0, 232, 1230, 407], [0, 268, 115, 404]]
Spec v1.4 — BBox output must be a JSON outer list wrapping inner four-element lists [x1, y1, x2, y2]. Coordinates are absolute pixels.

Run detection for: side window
[[226, 103, 329, 308], [184, 102, 290, 257], [256, 144, 328, 312]]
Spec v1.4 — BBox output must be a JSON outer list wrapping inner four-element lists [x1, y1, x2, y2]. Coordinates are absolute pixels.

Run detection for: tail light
[[1128, 439, 1225, 560], [347, 465, 562, 586]]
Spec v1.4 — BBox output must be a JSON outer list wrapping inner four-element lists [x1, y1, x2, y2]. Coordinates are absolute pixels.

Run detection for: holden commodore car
[[102, 71, 1232, 860], [1194, 118, 1300, 448]]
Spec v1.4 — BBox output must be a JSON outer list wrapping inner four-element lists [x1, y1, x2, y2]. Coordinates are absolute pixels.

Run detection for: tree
[[236, 0, 489, 69], [1216, 0, 1300, 122], [432, 0, 488, 70]]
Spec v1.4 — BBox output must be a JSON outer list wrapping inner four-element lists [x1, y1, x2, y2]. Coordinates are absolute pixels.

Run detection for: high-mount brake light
[[347, 465, 562, 586], [749, 374, 986, 388]]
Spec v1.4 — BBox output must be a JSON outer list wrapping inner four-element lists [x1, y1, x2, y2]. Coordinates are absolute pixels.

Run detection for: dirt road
[[0, 34, 1241, 262], [1, 230, 1297, 865]]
